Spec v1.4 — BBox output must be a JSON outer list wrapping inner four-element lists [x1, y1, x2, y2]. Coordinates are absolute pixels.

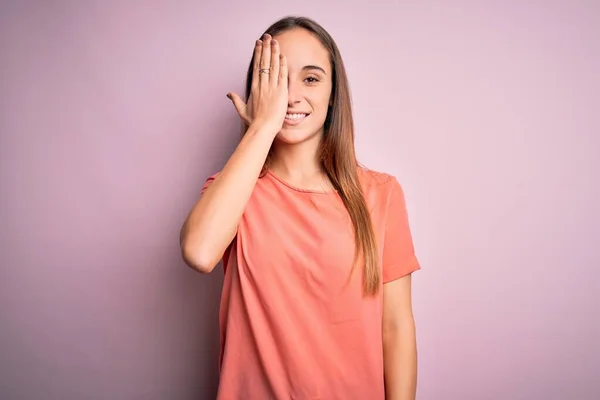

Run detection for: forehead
[[273, 28, 330, 74]]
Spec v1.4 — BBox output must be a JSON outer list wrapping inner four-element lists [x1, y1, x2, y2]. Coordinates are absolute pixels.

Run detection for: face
[[272, 28, 333, 144]]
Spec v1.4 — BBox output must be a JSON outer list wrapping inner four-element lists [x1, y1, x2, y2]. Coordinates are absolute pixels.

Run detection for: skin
[[239, 27, 335, 191], [267, 28, 334, 191], [383, 275, 418, 400], [180, 28, 417, 399]]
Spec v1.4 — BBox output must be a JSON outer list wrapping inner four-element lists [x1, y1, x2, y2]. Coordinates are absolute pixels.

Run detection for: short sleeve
[[201, 172, 220, 195], [382, 177, 421, 283]]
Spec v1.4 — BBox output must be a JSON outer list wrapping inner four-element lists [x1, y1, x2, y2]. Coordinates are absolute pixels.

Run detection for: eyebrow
[[302, 65, 327, 75]]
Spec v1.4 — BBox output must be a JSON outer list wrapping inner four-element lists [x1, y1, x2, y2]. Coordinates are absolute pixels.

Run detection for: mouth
[[284, 112, 310, 126]]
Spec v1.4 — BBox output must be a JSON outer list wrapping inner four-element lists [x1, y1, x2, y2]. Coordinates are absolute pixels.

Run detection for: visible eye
[[305, 76, 320, 84]]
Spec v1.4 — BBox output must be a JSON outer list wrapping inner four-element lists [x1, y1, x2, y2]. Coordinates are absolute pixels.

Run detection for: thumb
[[227, 93, 247, 120]]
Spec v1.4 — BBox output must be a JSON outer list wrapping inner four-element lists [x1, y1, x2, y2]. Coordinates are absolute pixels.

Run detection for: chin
[[275, 128, 323, 145]]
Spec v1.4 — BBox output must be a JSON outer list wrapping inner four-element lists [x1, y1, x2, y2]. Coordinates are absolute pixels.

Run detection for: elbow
[[382, 320, 401, 341], [382, 313, 416, 338], [383, 321, 416, 350], [180, 240, 218, 274]]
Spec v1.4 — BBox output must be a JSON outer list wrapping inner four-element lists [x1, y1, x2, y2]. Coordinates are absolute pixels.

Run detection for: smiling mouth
[[285, 113, 309, 121]]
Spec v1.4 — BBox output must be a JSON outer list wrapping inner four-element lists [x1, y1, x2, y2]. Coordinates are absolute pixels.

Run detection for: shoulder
[[357, 165, 402, 194], [356, 165, 410, 215]]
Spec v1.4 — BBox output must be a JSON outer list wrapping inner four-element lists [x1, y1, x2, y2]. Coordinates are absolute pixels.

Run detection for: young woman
[[180, 16, 421, 400]]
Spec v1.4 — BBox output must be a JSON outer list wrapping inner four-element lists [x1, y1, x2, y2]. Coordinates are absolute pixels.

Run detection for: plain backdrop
[[1, 1, 598, 399]]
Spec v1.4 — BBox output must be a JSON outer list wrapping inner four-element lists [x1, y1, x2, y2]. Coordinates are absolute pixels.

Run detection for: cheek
[[305, 86, 332, 126], [310, 100, 329, 125], [312, 91, 332, 115]]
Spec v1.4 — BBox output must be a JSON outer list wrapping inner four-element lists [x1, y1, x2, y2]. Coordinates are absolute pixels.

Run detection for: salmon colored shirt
[[201, 166, 420, 400]]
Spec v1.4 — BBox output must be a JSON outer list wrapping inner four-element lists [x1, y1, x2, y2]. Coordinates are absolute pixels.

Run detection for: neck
[[269, 134, 328, 186]]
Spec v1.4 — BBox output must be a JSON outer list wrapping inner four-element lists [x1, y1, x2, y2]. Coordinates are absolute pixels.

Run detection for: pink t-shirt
[[201, 166, 420, 400]]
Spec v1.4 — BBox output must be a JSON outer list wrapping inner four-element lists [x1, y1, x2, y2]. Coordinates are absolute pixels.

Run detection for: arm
[[383, 274, 418, 400], [179, 123, 276, 273], [179, 34, 288, 273]]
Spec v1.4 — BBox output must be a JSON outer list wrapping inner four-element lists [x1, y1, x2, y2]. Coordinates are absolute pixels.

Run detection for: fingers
[[251, 39, 262, 94], [270, 38, 280, 87], [259, 34, 272, 89], [279, 54, 287, 88]]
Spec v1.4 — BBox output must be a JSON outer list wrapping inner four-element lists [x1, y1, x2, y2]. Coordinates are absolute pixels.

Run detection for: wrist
[[248, 120, 281, 138]]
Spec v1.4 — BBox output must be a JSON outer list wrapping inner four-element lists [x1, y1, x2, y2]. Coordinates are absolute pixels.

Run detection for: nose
[[287, 79, 302, 106]]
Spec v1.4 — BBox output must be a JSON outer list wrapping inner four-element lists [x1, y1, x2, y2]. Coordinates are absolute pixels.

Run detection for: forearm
[[383, 317, 418, 400], [180, 123, 277, 272]]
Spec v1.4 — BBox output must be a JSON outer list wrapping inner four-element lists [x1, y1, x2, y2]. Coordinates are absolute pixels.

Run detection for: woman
[[180, 15, 420, 400]]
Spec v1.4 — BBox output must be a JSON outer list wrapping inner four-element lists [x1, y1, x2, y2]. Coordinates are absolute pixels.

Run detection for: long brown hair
[[244, 16, 380, 296]]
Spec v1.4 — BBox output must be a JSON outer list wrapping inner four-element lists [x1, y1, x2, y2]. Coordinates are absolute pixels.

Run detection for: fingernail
[[226, 93, 231, 100]]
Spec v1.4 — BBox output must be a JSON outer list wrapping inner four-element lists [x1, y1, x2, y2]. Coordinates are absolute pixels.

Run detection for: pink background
[[1, 1, 598, 399]]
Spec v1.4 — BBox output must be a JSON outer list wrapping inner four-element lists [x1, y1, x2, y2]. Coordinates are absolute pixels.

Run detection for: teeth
[[286, 113, 307, 120]]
